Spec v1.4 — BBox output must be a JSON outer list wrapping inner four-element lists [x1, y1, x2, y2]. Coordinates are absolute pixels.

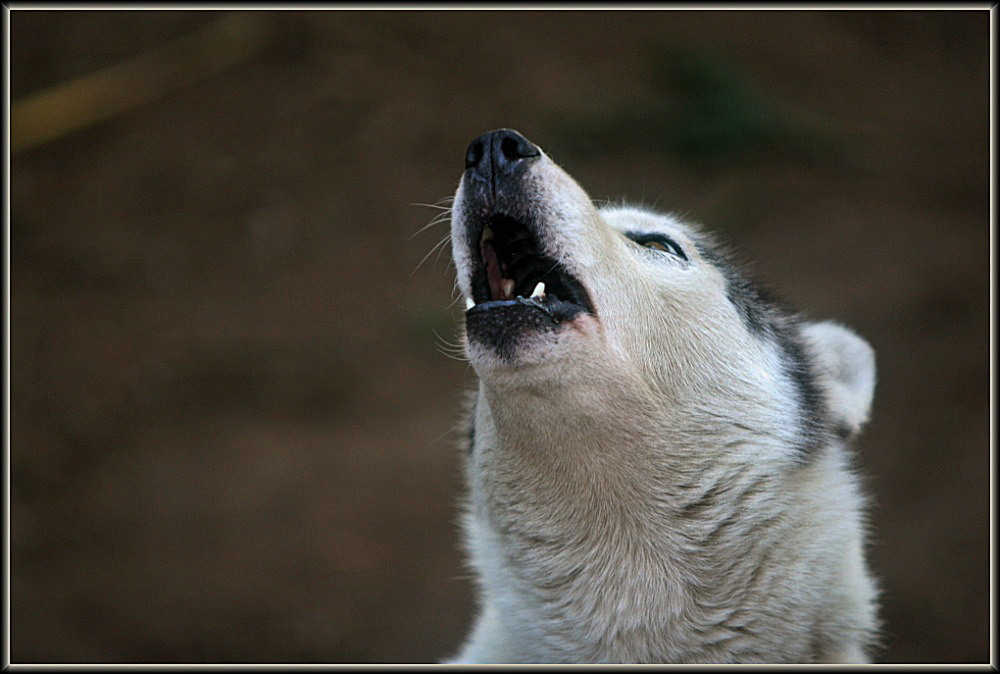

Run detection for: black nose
[[464, 129, 540, 183]]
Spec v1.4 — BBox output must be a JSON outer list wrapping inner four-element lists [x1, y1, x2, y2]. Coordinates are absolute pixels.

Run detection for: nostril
[[500, 133, 539, 162], [500, 136, 520, 162], [465, 140, 485, 170]]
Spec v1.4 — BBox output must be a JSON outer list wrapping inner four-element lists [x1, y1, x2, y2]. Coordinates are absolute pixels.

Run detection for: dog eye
[[626, 232, 687, 260]]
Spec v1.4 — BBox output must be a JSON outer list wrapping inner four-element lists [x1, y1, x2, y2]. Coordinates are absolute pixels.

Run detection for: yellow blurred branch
[[11, 11, 272, 155]]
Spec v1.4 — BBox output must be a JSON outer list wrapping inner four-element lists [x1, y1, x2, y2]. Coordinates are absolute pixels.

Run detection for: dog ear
[[801, 321, 876, 439]]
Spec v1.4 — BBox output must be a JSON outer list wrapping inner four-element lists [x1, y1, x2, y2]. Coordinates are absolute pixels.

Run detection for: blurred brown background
[[8, 9, 990, 664]]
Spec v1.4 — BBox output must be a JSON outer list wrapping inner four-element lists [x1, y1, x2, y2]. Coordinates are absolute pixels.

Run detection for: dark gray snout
[[464, 129, 540, 190]]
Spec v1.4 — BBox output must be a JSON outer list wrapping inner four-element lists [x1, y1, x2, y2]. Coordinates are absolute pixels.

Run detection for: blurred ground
[[8, 8, 991, 664]]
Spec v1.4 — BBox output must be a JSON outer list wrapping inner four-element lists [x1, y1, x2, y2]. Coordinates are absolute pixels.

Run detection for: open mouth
[[466, 214, 595, 322]]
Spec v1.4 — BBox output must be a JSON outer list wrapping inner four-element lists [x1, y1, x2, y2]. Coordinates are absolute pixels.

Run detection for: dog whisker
[[410, 231, 453, 276]]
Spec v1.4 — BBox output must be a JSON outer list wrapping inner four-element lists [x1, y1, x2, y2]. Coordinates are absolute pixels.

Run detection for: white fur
[[446, 139, 878, 664], [801, 321, 877, 437]]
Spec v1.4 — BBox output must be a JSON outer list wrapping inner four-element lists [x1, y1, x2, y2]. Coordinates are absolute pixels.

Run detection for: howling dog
[[444, 129, 879, 663]]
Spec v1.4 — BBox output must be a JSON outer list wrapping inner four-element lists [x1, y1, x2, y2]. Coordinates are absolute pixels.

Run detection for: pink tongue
[[481, 240, 512, 300]]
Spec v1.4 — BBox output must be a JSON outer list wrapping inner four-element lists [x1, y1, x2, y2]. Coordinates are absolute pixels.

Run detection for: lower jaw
[[466, 307, 601, 369], [465, 301, 560, 363]]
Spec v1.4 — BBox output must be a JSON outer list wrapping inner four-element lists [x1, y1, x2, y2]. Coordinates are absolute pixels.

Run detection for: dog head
[[450, 129, 874, 453]]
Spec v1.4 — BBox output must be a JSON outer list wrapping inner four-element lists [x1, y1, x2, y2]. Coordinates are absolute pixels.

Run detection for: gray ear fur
[[801, 321, 876, 438]]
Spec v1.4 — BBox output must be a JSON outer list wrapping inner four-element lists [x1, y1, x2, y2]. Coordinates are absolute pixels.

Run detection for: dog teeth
[[481, 226, 494, 243], [466, 297, 475, 310], [501, 279, 515, 298], [530, 282, 546, 299]]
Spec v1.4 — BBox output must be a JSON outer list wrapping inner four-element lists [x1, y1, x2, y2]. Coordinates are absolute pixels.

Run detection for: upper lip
[[467, 213, 596, 317]]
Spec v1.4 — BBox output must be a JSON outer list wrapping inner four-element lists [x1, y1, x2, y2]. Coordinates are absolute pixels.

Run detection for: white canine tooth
[[465, 297, 475, 310], [501, 279, 515, 298], [531, 281, 546, 298], [481, 226, 494, 243]]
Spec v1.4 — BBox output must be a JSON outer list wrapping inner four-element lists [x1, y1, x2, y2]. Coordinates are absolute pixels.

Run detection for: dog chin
[[465, 310, 600, 374]]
